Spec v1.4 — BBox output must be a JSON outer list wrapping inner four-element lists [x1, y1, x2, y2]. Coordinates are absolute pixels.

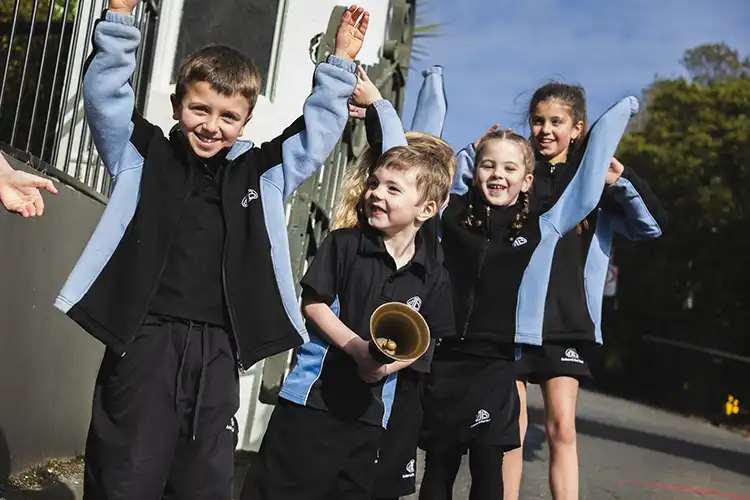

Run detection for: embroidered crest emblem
[[407, 296, 422, 311], [241, 189, 258, 207]]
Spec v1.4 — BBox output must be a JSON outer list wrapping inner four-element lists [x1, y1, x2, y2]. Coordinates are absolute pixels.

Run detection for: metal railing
[[0, 0, 159, 198]]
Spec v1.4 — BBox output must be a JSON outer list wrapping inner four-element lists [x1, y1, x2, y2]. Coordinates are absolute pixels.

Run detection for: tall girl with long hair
[[417, 96, 639, 499]]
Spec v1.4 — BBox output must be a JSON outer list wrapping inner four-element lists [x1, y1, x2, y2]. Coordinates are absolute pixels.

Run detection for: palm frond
[[415, 23, 441, 34]]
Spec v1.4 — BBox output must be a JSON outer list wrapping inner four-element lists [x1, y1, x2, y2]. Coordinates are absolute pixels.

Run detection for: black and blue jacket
[[444, 97, 639, 349], [454, 124, 666, 345], [53, 11, 357, 369]]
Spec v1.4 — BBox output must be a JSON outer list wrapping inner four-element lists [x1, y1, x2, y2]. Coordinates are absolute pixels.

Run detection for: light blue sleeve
[[542, 96, 640, 235], [452, 143, 476, 195], [266, 55, 358, 201], [370, 99, 408, 152], [410, 65, 447, 137], [82, 11, 140, 177], [603, 171, 665, 240]]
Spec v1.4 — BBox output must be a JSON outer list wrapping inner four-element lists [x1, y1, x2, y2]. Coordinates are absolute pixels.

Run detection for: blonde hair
[[331, 131, 456, 229]]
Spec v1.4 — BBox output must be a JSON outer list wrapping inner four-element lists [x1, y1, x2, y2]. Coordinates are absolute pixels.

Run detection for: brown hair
[[529, 83, 592, 234], [331, 132, 456, 229], [528, 82, 587, 157], [174, 45, 262, 115], [466, 130, 535, 244]]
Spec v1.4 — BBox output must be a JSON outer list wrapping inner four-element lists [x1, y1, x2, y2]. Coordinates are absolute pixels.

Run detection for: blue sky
[[401, 0, 750, 149]]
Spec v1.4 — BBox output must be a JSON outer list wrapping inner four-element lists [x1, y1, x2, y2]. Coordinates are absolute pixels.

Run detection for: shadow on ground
[[526, 406, 750, 476]]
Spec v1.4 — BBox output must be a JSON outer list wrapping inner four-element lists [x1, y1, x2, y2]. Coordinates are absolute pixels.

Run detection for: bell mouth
[[368, 302, 430, 363]]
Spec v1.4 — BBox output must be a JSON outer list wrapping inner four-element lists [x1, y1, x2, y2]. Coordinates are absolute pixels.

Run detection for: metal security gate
[[0, 0, 159, 198]]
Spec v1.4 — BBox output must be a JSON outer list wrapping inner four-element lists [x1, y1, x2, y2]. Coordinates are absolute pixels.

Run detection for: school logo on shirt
[[241, 189, 258, 207], [407, 296, 422, 312], [471, 408, 492, 428], [561, 348, 584, 364], [402, 459, 416, 479], [512, 236, 528, 248]]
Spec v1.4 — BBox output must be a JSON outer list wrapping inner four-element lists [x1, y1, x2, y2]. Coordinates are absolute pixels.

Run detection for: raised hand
[[351, 66, 382, 109], [334, 5, 369, 61], [473, 124, 500, 149], [109, 0, 139, 15], [606, 156, 625, 185], [0, 168, 58, 218]]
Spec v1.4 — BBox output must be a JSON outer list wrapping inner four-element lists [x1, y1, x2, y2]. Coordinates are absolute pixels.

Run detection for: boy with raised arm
[[54, 2, 370, 498]]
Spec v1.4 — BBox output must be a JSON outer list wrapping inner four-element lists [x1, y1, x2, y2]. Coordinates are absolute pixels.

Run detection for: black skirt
[[419, 347, 521, 453]]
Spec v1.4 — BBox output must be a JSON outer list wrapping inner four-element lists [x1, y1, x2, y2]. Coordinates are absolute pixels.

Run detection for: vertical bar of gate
[[51, 0, 85, 167], [327, 144, 346, 213], [92, 152, 104, 193], [10, 0, 42, 146], [0, 0, 22, 110], [131, 3, 146, 99], [83, 129, 96, 185], [82, 0, 110, 187], [317, 154, 334, 217], [67, 0, 101, 179], [41, 0, 73, 163], [26, 0, 59, 152], [329, 143, 347, 218]]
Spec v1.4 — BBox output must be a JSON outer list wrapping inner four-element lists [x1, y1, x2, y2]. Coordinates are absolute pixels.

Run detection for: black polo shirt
[[279, 226, 455, 427], [148, 150, 229, 327]]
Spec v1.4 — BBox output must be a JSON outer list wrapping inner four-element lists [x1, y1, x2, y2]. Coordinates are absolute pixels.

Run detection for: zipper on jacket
[[220, 160, 246, 372], [125, 166, 195, 357], [460, 205, 491, 339]]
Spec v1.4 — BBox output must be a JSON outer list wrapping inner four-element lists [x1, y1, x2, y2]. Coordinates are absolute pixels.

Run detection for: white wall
[[143, 0, 393, 451], [243, 0, 390, 144], [144, 0, 391, 143]]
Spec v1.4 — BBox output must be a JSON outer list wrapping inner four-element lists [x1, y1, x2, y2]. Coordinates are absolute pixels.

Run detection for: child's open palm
[[109, 0, 139, 15], [0, 169, 58, 218], [335, 5, 369, 61]]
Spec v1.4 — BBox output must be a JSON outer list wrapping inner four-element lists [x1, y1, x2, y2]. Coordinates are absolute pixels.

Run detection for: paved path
[[3, 386, 748, 499], [406, 385, 750, 499]]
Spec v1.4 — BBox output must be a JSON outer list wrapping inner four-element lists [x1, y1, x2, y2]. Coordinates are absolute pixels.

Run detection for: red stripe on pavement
[[620, 480, 750, 499]]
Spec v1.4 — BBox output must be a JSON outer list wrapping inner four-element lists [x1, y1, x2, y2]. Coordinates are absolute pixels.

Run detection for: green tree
[[681, 42, 750, 85], [614, 43, 750, 354]]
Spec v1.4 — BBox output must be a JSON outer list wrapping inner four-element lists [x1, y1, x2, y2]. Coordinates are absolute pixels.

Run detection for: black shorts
[[372, 370, 424, 498], [420, 349, 521, 453], [241, 399, 383, 500], [515, 342, 593, 384]]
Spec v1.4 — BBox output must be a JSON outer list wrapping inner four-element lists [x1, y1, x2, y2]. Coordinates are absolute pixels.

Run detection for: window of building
[[171, 0, 283, 95]]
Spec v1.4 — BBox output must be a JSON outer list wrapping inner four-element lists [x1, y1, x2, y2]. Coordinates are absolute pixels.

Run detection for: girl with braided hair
[[418, 96, 639, 499], [452, 83, 666, 499]]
